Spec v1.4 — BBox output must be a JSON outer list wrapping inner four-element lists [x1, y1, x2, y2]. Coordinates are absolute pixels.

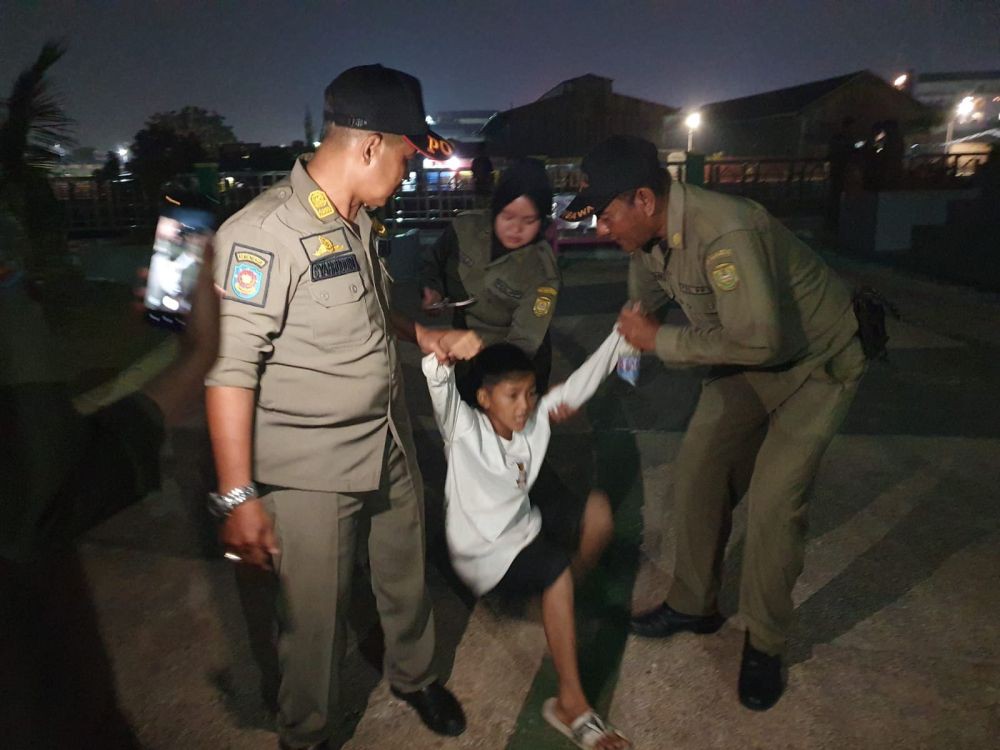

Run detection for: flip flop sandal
[[542, 697, 631, 749]]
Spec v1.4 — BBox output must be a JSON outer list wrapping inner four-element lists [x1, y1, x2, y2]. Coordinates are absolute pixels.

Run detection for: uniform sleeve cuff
[[205, 357, 260, 389], [421, 352, 453, 383]]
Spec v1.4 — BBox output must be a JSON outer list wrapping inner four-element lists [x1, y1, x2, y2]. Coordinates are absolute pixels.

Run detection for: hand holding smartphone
[[145, 192, 218, 331]]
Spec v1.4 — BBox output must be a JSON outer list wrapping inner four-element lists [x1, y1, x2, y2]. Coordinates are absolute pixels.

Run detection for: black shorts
[[492, 462, 586, 597]]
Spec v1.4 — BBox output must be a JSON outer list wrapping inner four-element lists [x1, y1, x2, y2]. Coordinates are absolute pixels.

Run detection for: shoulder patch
[[532, 295, 553, 317], [300, 228, 350, 263], [225, 244, 273, 307], [307, 190, 336, 220], [710, 262, 740, 292]]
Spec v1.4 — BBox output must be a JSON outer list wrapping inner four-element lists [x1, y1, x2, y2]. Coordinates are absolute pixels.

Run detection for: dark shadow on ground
[[703, 342, 1000, 664], [787, 466, 998, 665], [0, 551, 141, 750]]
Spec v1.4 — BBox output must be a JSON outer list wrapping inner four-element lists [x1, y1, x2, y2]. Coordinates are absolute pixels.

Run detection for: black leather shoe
[[629, 601, 726, 638], [738, 633, 784, 711], [391, 680, 466, 736]]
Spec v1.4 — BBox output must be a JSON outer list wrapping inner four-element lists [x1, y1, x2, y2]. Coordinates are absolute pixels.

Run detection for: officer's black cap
[[324, 64, 454, 161], [561, 136, 662, 221]]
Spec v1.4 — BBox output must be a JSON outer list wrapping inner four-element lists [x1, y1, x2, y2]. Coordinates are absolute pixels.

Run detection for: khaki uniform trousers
[[261, 435, 435, 745], [667, 339, 865, 655]]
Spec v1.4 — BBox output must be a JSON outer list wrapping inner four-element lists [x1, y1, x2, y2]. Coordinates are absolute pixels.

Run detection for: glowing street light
[[892, 73, 908, 89], [946, 96, 977, 145], [117, 145, 130, 161], [685, 111, 702, 152]]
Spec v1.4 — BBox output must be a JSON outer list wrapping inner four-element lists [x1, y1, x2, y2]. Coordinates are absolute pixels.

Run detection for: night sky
[[2, 0, 998, 152]]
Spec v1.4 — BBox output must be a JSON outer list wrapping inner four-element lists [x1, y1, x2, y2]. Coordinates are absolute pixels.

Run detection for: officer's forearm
[[205, 386, 256, 493], [655, 324, 780, 367]]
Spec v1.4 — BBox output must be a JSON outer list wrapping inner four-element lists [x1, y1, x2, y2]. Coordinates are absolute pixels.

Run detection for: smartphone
[[144, 195, 217, 331]]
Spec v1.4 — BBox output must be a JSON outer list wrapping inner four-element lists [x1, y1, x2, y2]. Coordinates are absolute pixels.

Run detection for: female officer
[[420, 158, 560, 399]]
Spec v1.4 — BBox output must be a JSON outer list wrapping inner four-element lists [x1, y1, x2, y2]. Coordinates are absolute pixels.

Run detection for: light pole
[[685, 111, 702, 152], [945, 96, 976, 147]]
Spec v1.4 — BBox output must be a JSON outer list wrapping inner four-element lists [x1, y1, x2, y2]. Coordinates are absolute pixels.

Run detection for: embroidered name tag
[[493, 278, 523, 299], [679, 282, 713, 295], [311, 253, 360, 282]]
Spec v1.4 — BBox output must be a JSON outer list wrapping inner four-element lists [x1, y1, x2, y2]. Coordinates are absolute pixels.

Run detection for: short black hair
[[466, 343, 535, 409]]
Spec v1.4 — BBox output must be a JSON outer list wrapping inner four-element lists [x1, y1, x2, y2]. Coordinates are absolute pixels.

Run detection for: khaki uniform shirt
[[206, 159, 416, 492], [629, 182, 857, 411], [419, 211, 560, 356]]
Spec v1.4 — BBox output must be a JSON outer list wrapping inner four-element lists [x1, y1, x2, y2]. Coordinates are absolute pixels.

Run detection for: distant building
[[481, 74, 678, 158], [426, 110, 497, 143], [672, 71, 938, 158], [910, 71, 1000, 143]]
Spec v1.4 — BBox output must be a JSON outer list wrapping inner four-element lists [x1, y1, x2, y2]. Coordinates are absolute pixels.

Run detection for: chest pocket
[[488, 275, 523, 304], [677, 290, 719, 322], [308, 269, 371, 346]]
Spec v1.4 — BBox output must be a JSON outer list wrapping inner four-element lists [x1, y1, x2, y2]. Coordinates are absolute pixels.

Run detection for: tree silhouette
[[145, 106, 235, 158], [0, 40, 74, 268], [93, 150, 120, 183], [127, 107, 236, 196], [128, 123, 206, 197]]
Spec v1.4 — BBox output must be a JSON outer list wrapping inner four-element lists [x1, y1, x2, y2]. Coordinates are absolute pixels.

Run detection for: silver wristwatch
[[208, 483, 259, 518]]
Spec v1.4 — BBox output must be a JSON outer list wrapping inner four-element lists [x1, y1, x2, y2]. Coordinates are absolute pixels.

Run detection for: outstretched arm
[[539, 326, 628, 413], [422, 354, 478, 443]]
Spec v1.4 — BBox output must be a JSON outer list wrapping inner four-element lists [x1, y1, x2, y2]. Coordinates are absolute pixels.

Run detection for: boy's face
[[477, 372, 537, 438]]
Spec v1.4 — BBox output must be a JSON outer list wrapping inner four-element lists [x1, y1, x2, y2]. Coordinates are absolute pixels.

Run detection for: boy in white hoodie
[[422, 327, 631, 750]]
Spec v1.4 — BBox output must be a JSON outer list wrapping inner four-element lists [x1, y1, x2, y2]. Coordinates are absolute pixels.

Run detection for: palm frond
[[0, 40, 75, 176]]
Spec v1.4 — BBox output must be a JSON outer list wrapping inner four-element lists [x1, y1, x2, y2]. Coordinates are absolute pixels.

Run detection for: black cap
[[561, 135, 662, 221], [324, 64, 454, 161]]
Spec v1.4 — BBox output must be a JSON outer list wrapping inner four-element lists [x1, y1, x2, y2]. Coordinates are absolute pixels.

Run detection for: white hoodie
[[422, 327, 627, 595]]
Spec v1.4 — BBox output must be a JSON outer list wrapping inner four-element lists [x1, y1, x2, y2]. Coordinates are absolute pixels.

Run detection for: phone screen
[[145, 204, 215, 329]]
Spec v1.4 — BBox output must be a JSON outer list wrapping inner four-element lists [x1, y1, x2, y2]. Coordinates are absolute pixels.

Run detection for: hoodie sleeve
[[422, 353, 477, 443], [539, 326, 627, 413]]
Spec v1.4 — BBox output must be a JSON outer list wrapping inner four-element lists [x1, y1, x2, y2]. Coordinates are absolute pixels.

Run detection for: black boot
[[629, 601, 726, 638], [391, 680, 466, 736], [738, 632, 784, 711]]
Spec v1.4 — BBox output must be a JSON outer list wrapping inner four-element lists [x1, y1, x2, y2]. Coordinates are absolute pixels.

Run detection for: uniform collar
[[487, 237, 543, 268], [665, 180, 686, 251], [290, 158, 375, 243], [291, 158, 342, 226]]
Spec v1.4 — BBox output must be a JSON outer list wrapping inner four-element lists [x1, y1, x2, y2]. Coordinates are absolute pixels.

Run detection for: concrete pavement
[[47, 241, 1000, 749]]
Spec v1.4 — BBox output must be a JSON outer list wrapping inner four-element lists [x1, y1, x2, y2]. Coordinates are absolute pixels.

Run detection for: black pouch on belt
[[852, 286, 900, 360]]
